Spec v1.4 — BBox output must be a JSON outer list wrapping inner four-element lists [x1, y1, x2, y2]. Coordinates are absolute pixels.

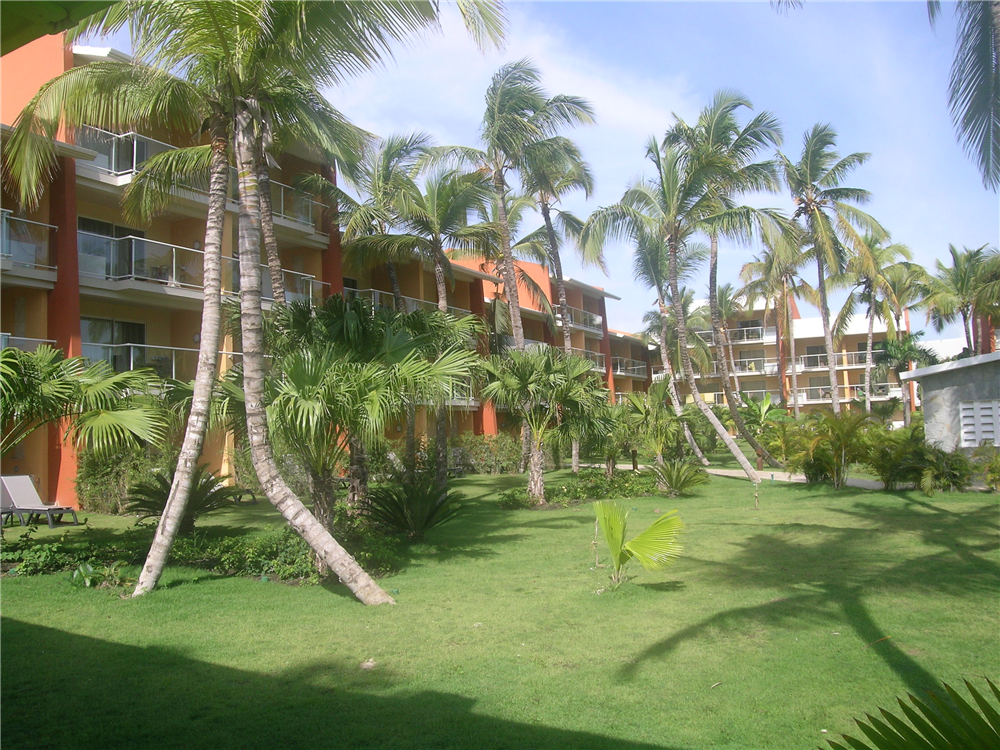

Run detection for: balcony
[[792, 383, 903, 404], [694, 357, 781, 378], [77, 126, 327, 234], [651, 365, 667, 381], [346, 288, 471, 317], [80, 342, 248, 381], [572, 348, 606, 373], [1, 211, 56, 270], [610, 357, 648, 378], [557, 306, 603, 334], [793, 351, 870, 371], [0, 333, 56, 352], [78, 232, 327, 304], [690, 326, 776, 347]]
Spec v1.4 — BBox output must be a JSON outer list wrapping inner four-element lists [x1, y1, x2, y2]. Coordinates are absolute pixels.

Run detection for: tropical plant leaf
[[623, 510, 683, 571], [593, 500, 630, 572]]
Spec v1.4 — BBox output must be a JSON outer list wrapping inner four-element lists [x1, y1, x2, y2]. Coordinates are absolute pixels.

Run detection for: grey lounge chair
[[1, 476, 79, 528]]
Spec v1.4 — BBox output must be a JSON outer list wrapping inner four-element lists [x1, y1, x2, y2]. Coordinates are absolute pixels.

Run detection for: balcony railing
[[651, 365, 667, 381], [691, 326, 777, 347], [0, 333, 56, 352], [610, 357, 648, 378], [80, 342, 248, 381], [78, 232, 327, 304], [346, 288, 471, 317], [557, 306, 603, 333], [1, 211, 56, 269], [78, 126, 327, 233], [792, 383, 902, 404], [572, 348, 606, 372]]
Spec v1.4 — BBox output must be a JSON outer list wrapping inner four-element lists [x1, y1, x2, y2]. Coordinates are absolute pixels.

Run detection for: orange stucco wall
[[1, 35, 71, 127]]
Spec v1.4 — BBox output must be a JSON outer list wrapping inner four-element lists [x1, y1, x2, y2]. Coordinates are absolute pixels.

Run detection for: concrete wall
[[919, 360, 1000, 451]]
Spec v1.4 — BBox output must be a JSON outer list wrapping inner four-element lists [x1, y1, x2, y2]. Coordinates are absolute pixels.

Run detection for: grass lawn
[[2, 473, 998, 749]]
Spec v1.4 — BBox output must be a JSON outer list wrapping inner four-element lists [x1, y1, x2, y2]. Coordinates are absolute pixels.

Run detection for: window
[[960, 400, 1000, 448], [81, 317, 146, 373], [804, 345, 827, 369], [738, 349, 765, 374], [808, 376, 829, 401], [77, 218, 144, 278]]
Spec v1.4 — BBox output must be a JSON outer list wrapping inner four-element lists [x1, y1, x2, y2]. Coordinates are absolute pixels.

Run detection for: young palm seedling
[[593, 501, 683, 588]]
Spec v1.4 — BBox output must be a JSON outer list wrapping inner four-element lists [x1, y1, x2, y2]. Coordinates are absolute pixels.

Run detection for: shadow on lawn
[[618, 496, 1000, 697], [1, 618, 675, 750]]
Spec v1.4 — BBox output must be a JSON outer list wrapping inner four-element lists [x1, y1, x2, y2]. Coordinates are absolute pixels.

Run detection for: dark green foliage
[[75, 445, 176, 514], [497, 469, 662, 508], [124, 464, 244, 534], [647, 460, 709, 498], [453, 432, 522, 475], [917, 446, 975, 495], [862, 424, 926, 490], [827, 678, 1000, 750], [973, 442, 1000, 491], [365, 477, 463, 539]]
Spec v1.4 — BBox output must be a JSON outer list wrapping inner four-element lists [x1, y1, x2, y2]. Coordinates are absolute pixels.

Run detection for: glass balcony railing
[[81, 343, 201, 381], [1, 210, 56, 269], [610, 356, 648, 378], [557, 306, 603, 333], [345, 288, 472, 317], [571, 348, 606, 372], [225, 257, 329, 305], [792, 383, 902, 403], [0, 333, 56, 352]]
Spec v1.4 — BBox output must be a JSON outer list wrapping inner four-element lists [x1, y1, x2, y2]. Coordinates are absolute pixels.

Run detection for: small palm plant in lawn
[[593, 501, 683, 588], [125, 464, 243, 535], [646, 460, 709, 499], [365, 475, 463, 541], [481, 347, 606, 503]]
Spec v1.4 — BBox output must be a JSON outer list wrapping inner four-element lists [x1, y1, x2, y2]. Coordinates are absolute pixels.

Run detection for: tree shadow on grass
[[616, 497, 1000, 697], [1, 618, 675, 750]]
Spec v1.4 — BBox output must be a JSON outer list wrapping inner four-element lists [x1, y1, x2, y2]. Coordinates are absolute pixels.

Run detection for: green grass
[[3, 473, 998, 749]]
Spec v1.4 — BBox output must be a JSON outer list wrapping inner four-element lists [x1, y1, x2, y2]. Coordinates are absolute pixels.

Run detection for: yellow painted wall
[[1, 287, 48, 339]]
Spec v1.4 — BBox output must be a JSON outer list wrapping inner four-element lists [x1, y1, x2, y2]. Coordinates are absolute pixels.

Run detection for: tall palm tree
[[740, 222, 808, 417], [587, 138, 763, 481], [873, 331, 939, 427], [923, 243, 992, 353], [444, 60, 593, 350], [714, 284, 745, 393], [882, 260, 929, 336], [779, 123, 884, 414], [835, 233, 911, 412]]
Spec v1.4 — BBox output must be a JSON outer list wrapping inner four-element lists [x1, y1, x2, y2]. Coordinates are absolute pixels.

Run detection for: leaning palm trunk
[[541, 201, 581, 467], [864, 305, 875, 413], [493, 176, 525, 350], [433, 251, 451, 487], [726, 332, 741, 393], [708, 236, 780, 468], [816, 256, 841, 413], [234, 108, 392, 605], [134, 130, 230, 598], [786, 280, 800, 418], [659, 304, 709, 465], [668, 243, 759, 483], [255, 152, 285, 305]]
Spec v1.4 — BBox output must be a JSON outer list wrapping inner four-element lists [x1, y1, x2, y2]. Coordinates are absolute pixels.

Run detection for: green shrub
[[497, 469, 662, 509], [365, 476, 463, 539], [0, 530, 78, 575], [647, 460, 709, 498], [124, 464, 244, 534], [75, 445, 175, 514], [916, 446, 974, 495], [453, 433, 522, 475], [862, 424, 925, 490], [973, 442, 1000, 491]]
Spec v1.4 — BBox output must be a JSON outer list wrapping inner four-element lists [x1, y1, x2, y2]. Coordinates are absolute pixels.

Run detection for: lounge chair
[[1, 476, 79, 528]]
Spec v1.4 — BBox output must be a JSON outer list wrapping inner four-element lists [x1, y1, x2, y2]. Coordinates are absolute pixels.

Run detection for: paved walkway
[[705, 468, 884, 490]]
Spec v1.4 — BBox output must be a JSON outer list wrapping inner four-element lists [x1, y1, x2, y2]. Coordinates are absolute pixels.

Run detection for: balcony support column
[[47, 156, 81, 508]]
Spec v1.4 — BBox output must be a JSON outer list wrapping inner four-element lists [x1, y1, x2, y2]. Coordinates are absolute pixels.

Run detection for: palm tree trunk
[[310, 471, 339, 531], [387, 261, 405, 312], [347, 436, 369, 507], [961, 310, 973, 352], [492, 175, 525, 350], [786, 280, 800, 419], [133, 129, 229, 598], [864, 304, 875, 413], [708, 235, 779, 468], [233, 107, 392, 606], [571, 439, 580, 472], [899, 367, 912, 428], [433, 248, 451, 487], [404, 401, 416, 484], [658, 303, 709, 465], [255, 154, 285, 305], [726, 333, 741, 393], [528, 437, 546, 503], [817, 256, 841, 414], [668, 242, 760, 483]]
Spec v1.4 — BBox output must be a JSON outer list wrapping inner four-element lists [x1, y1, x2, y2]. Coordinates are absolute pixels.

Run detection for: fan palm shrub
[[125, 464, 242, 535], [788, 410, 871, 489], [646, 460, 709, 499], [365, 476, 463, 540], [826, 677, 1000, 750], [593, 501, 683, 587]]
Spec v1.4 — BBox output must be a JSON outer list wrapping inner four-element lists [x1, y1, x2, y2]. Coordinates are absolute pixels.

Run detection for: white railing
[[80, 342, 248, 381], [225, 257, 329, 305], [0, 333, 56, 352], [523, 338, 549, 350], [557, 306, 603, 333], [346, 288, 471, 317], [694, 357, 780, 377], [78, 126, 326, 233], [611, 356, 648, 378], [572, 347, 606, 372], [793, 383, 902, 404], [651, 365, 667, 381], [691, 326, 777, 347], [795, 351, 871, 370], [1, 211, 56, 269]]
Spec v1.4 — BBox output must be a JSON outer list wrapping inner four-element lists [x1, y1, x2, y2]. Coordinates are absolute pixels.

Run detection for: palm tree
[[622, 381, 681, 472], [882, 261, 929, 336], [923, 243, 992, 353], [482, 347, 605, 502], [835, 233, 912, 412], [714, 284, 745, 393], [740, 223, 808, 417], [779, 124, 884, 414], [1, 345, 167, 459], [445, 60, 593, 350], [586, 137, 762, 481], [873, 331, 939, 427]]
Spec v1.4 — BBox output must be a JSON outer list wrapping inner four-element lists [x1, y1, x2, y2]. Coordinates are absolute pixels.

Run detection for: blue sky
[[326, 1, 998, 339]]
